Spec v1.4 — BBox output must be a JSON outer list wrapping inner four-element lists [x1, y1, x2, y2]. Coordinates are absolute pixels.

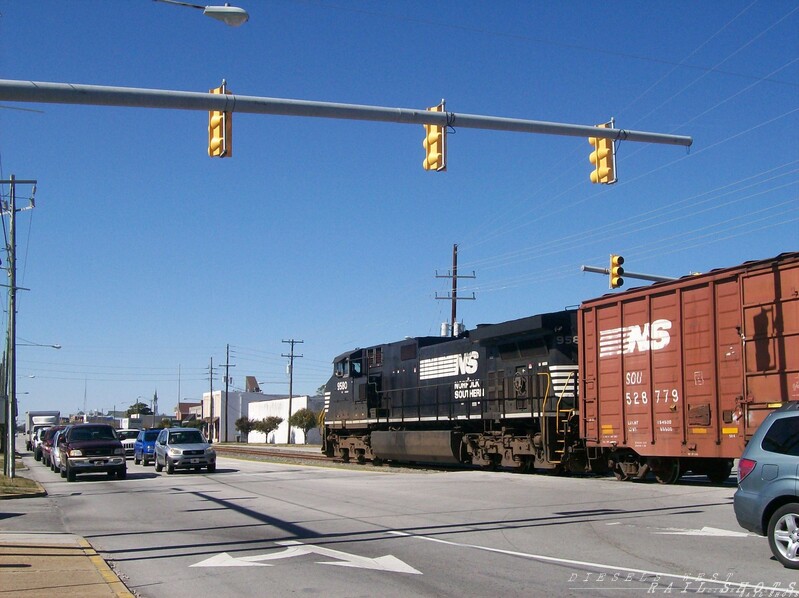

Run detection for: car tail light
[[738, 458, 756, 483]]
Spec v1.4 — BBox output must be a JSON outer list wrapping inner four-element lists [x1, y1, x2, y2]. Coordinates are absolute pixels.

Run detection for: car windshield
[[169, 430, 204, 444], [69, 426, 116, 441], [143, 430, 160, 441], [118, 430, 139, 440]]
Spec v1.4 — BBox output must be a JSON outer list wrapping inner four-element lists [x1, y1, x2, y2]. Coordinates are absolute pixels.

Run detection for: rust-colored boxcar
[[578, 252, 799, 483]]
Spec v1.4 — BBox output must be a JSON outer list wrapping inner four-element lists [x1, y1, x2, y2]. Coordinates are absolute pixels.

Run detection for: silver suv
[[734, 402, 799, 569], [154, 428, 216, 474]]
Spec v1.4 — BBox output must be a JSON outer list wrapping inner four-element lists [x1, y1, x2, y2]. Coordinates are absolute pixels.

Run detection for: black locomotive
[[322, 310, 597, 473]]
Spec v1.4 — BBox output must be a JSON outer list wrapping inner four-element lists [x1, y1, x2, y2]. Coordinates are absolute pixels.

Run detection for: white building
[[201, 390, 269, 443], [247, 395, 324, 445]]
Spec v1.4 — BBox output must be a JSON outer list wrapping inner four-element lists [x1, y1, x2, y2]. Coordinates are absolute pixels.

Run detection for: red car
[[39, 426, 66, 466]]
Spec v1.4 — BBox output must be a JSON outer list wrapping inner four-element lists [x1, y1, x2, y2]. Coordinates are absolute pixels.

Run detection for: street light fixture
[[154, 0, 250, 27]]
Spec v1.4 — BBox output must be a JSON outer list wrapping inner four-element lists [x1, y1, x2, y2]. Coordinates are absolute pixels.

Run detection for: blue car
[[133, 429, 161, 466], [734, 402, 799, 570]]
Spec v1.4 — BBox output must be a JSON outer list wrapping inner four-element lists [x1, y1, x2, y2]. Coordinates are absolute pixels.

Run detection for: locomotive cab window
[[349, 360, 363, 377], [334, 361, 346, 378]]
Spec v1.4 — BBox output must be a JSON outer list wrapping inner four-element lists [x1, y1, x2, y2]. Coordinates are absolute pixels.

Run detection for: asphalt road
[[6, 443, 798, 598]]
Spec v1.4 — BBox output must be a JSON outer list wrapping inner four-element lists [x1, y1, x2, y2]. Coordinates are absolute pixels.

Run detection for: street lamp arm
[[154, 0, 205, 10], [154, 0, 250, 27], [17, 337, 61, 349]]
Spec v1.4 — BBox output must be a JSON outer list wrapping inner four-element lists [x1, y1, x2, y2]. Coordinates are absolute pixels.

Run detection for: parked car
[[154, 428, 216, 474], [32, 427, 49, 462], [39, 426, 65, 466], [116, 429, 140, 458], [57, 423, 126, 482], [134, 429, 160, 466], [734, 402, 799, 569], [49, 428, 69, 472]]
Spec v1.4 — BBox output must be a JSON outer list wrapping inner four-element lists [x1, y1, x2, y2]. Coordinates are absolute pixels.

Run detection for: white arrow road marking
[[190, 552, 272, 567], [653, 526, 751, 537], [191, 539, 421, 574]]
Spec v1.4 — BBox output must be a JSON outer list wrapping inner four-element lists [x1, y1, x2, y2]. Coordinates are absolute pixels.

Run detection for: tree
[[289, 408, 319, 444], [127, 402, 153, 416], [158, 418, 172, 429], [235, 417, 256, 442], [253, 416, 283, 442]]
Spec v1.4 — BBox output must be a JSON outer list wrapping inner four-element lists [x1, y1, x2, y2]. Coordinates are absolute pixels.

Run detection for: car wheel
[[134, 455, 141, 465], [67, 467, 76, 482], [117, 468, 127, 480], [768, 503, 799, 569], [34, 450, 41, 462], [155, 456, 163, 472], [207, 463, 216, 473], [166, 459, 175, 475], [59, 463, 66, 478]]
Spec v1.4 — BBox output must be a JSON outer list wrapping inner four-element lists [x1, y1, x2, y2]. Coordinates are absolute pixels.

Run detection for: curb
[[0, 479, 48, 500], [78, 539, 136, 598]]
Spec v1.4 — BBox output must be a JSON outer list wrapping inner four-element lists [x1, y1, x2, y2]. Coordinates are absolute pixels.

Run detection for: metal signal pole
[[0, 79, 693, 148]]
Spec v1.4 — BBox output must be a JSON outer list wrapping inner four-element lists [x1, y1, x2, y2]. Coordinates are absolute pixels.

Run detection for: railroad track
[[214, 445, 334, 462]]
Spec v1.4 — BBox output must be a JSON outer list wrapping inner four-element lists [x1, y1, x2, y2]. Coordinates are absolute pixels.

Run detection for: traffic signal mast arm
[[0, 79, 693, 148], [581, 264, 678, 283]]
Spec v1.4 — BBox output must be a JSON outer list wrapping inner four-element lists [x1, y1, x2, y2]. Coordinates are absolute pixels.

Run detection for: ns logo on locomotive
[[322, 252, 799, 484]]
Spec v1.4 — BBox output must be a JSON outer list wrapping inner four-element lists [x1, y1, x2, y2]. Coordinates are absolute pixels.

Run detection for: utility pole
[[208, 357, 215, 442], [435, 244, 475, 336], [221, 344, 236, 443], [2, 176, 35, 478], [281, 339, 303, 444]]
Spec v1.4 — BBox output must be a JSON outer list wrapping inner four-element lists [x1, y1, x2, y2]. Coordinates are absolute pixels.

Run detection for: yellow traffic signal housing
[[422, 101, 446, 171], [609, 254, 625, 289], [589, 121, 616, 184], [208, 85, 232, 158]]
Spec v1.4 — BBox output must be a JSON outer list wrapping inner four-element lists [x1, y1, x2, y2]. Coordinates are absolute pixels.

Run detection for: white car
[[49, 429, 64, 472], [116, 429, 140, 458], [32, 427, 49, 461]]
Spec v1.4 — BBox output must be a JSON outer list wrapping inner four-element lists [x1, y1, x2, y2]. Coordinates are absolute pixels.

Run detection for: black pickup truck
[[58, 423, 127, 481]]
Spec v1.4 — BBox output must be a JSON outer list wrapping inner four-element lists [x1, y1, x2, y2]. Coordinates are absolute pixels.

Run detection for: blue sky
[[1, 0, 796, 417]]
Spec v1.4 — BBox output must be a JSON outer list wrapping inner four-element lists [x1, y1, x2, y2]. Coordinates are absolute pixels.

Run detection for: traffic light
[[208, 84, 232, 158], [609, 254, 625, 289], [422, 101, 446, 171], [589, 121, 616, 184]]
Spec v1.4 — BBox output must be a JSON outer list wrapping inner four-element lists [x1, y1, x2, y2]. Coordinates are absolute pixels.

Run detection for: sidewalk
[[0, 532, 134, 597], [1, 457, 134, 598]]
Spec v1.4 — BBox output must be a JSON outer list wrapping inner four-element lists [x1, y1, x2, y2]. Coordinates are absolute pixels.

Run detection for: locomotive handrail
[[536, 372, 552, 458], [553, 371, 576, 464]]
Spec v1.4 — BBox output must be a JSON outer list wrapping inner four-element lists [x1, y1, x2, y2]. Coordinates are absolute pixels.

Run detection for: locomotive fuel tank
[[370, 430, 464, 464]]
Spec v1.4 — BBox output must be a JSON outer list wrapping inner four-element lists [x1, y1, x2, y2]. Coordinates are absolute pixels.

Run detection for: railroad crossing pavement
[[0, 532, 134, 598]]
